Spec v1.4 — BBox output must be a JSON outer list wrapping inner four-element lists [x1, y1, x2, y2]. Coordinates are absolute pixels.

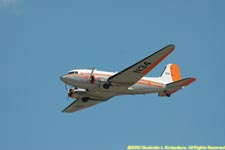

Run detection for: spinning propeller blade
[[89, 67, 95, 84], [64, 84, 70, 100]]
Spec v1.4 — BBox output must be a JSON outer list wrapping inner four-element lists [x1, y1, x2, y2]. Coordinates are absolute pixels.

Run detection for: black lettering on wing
[[133, 68, 142, 73], [133, 61, 152, 73], [138, 65, 147, 69], [144, 61, 151, 66]]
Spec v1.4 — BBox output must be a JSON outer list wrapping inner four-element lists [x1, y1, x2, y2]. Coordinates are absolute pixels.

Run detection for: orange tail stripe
[[170, 64, 182, 82]]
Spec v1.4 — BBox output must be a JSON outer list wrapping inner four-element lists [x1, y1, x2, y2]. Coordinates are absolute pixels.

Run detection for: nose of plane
[[60, 74, 78, 86], [60, 75, 68, 83]]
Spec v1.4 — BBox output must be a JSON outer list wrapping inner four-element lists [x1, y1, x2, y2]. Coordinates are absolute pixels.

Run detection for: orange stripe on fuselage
[[79, 72, 112, 77], [66, 72, 113, 82], [141, 48, 174, 75], [68, 72, 112, 78], [137, 79, 164, 88]]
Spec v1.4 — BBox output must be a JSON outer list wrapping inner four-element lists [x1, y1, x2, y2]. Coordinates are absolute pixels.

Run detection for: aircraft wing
[[108, 44, 175, 87], [62, 97, 110, 113]]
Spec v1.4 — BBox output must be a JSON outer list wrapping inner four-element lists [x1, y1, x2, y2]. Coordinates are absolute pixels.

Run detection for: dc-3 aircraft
[[60, 44, 196, 113]]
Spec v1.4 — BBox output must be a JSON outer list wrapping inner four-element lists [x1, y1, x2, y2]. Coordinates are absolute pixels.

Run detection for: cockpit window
[[68, 71, 78, 74], [68, 72, 74, 74]]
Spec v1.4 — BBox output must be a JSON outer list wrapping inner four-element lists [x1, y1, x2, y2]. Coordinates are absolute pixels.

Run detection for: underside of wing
[[108, 44, 175, 87], [62, 98, 110, 113]]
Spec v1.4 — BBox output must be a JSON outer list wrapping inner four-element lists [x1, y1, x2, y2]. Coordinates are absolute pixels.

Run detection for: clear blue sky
[[1, 0, 225, 150]]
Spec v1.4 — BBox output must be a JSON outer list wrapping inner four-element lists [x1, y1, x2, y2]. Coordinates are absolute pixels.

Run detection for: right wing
[[62, 97, 110, 113], [107, 44, 175, 87]]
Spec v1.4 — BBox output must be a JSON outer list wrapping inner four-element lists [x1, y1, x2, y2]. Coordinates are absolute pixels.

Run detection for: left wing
[[62, 97, 110, 113], [108, 44, 175, 87]]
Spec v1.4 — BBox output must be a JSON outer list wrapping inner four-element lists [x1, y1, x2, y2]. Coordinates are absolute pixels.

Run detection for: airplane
[[60, 44, 196, 113]]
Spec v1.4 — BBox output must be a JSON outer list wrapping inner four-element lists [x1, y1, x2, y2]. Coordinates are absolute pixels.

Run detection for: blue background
[[1, 0, 225, 149]]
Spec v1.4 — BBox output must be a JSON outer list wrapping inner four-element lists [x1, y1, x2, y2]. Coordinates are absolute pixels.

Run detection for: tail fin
[[158, 64, 196, 97], [160, 64, 182, 84]]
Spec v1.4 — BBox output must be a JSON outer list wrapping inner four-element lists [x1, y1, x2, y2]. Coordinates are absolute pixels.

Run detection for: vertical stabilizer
[[160, 64, 182, 84]]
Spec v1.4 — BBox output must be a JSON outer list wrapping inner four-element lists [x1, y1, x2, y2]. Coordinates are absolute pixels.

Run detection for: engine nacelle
[[68, 88, 87, 99], [93, 78, 111, 89]]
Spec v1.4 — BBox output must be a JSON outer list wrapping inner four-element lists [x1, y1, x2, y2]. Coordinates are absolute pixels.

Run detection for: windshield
[[67, 71, 78, 74]]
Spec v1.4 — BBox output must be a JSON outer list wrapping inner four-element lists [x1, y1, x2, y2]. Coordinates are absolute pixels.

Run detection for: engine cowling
[[68, 88, 87, 98]]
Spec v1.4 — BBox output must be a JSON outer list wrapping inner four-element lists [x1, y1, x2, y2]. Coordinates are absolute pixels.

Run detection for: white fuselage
[[60, 69, 167, 99]]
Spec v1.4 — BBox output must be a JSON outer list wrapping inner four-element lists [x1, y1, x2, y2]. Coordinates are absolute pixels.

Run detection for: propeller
[[64, 84, 76, 100], [89, 67, 95, 84], [65, 84, 68, 91], [90, 67, 95, 75], [64, 84, 69, 100]]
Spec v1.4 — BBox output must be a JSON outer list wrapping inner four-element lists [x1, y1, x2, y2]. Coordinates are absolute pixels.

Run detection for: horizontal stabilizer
[[158, 78, 196, 97], [166, 78, 196, 90]]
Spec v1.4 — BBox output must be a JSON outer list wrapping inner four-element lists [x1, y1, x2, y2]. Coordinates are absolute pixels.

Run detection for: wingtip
[[191, 77, 197, 82], [169, 43, 175, 47], [61, 109, 67, 113], [168, 44, 175, 51], [61, 109, 73, 113], [182, 77, 196, 86], [61, 108, 72, 113], [160, 44, 175, 54]]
